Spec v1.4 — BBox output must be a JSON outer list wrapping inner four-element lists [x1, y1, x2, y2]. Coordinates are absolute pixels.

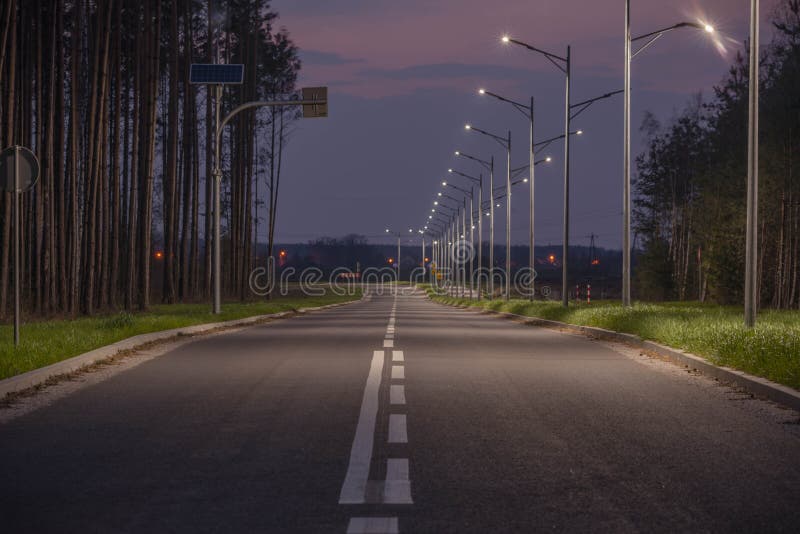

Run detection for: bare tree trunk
[[0, 0, 18, 317]]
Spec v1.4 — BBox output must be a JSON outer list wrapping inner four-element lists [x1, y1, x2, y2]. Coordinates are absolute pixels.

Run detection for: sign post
[[191, 63, 328, 314], [0, 146, 40, 346]]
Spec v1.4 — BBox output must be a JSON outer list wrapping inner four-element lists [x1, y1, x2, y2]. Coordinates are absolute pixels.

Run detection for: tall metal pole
[[562, 46, 572, 307], [529, 97, 536, 301], [477, 175, 483, 299], [623, 0, 632, 307], [469, 192, 474, 298], [448, 224, 453, 291], [745, 0, 760, 327], [421, 237, 425, 284], [397, 236, 401, 283], [13, 147, 20, 346], [213, 84, 222, 314], [489, 156, 495, 297], [505, 131, 512, 301], [462, 198, 467, 298], [453, 213, 458, 295]]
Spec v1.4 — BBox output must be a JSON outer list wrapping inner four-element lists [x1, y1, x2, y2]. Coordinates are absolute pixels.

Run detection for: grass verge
[[0, 292, 361, 380], [429, 290, 800, 391]]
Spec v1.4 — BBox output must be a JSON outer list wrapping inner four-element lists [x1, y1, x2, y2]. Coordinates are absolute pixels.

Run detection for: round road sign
[[0, 146, 40, 193]]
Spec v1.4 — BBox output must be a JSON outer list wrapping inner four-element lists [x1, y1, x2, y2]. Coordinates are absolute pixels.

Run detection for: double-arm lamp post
[[441, 187, 473, 297], [454, 151, 494, 296], [501, 36, 571, 305], [501, 37, 622, 306], [478, 90, 536, 300], [384, 228, 414, 281], [447, 168, 483, 299], [465, 124, 512, 300], [433, 201, 459, 290], [623, 6, 715, 307]]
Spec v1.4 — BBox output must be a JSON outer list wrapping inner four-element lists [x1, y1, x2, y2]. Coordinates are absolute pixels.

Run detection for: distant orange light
[[155, 251, 164, 260], [548, 254, 556, 263], [388, 258, 394, 264], [424, 257, 430, 263], [279, 250, 287, 257], [591, 259, 600, 265]]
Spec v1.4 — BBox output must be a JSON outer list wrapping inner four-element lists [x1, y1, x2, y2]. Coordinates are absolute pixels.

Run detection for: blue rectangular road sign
[[189, 64, 244, 85]]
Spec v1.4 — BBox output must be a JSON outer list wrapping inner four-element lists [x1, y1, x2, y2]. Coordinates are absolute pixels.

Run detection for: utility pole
[[744, 0, 759, 327]]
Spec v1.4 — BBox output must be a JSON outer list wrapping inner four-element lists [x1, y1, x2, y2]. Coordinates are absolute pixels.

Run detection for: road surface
[[1, 288, 799, 533]]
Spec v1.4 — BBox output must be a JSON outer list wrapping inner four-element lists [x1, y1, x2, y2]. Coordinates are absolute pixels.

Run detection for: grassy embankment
[[0, 291, 361, 380], [429, 290, 800, 390]]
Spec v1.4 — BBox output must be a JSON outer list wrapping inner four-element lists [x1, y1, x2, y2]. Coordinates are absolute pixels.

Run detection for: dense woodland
[[0, 0, 300, 318], [635, 0, 800, 309]]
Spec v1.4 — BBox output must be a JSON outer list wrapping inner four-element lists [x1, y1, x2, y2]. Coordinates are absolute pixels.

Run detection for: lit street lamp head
[[464, 124, 471, 130], [577, 130, 583, 135], [478, 88, 486, 95], [501, 35, 510, 43], [546, 156, 552, 162], [442, 181, 447, 186], [438, 192, 443, 196], [454, 151, 460, 156]]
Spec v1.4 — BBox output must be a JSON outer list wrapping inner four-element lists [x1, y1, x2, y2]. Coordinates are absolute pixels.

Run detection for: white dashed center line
[[388, 414, 408, 444], [343, 291, 411, 531], [391, 366, 405, 380], [384, 458, 413, 504], [347, 517, 399, 534], [389, 385, 406, 405]]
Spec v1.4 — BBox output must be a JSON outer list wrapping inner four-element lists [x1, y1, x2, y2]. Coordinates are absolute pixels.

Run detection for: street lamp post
[[434, 201, 458, 291], [502, 37, 624, 306], [448, 168, 483, 299], [502, 36, 571, 306], [479, 89, 538, 300], [385, 228, 414, 283], [444, 178, 478, 298], [466, 124, 512, 300], [455, 151, 493, 296], [623, 5, 715, 307], [745, 0, 759, 327]]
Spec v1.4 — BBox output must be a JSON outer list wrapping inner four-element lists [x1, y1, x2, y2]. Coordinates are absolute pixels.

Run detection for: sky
[[268, 0, 780, 249]]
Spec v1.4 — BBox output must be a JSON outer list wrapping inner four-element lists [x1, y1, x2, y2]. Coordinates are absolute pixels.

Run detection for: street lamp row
[[421, 5, 759, 327]]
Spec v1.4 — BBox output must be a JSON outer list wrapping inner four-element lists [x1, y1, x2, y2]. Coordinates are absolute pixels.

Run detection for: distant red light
[[154, 251, 164, 260]]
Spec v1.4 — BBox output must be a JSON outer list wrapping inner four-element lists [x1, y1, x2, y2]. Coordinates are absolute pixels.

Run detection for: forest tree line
[[634, 0, 800, 309], [0, 0, 300, 318]]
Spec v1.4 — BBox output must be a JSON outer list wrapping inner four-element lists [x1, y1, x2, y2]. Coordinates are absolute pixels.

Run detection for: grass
[[428, 290, 800, 391], [0, 291, 361, 381]]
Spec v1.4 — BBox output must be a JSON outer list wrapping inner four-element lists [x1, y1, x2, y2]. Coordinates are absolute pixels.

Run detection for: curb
[[432, 297, 800, 412], [0, 297, 363, 400]]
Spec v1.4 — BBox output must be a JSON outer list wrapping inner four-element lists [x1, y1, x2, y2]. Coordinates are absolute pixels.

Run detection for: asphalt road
[[1, 288, 799, 533]]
